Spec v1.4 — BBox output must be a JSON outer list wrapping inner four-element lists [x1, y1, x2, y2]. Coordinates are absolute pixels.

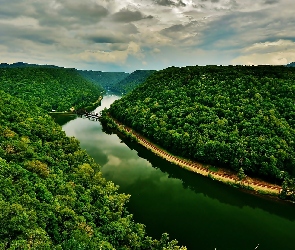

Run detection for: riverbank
[[83, 95, 103, 111], [105, 114, 282, 197], [48, 96, 103, 114]]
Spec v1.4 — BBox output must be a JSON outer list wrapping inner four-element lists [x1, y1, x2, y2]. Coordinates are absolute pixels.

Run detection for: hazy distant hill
[[78, 70, 129, 92], [0, 62, 60, 68], [109, 70, 156, 95]]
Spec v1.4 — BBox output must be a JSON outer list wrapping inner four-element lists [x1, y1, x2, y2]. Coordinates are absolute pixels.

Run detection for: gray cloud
[[112, 9, 153, 23], [59, 2, 109, 22], [196, 9, 280, 50], [161, 24, 185, 34], [194, 0, 238, 11], [79, 23, 138, 46], [154, 0, 186, 7], [264, 0, 279, 4], [200, 0, 220, 2], [0, 1, 108, 28], [0, 0, 294, 71], [160, 21, 199, 43], [0, 23, 58, 45], [108, 43, 129, 51], [120, 23, 139, 34], [32, 2, 109, 27], [0, 0, 30, 19], [85, 34, 127, 44]]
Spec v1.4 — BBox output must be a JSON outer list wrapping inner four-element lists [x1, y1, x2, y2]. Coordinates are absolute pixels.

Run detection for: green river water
[[58, 95, 295, 250]]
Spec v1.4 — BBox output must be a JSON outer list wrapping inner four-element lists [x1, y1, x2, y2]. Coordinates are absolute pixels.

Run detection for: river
[[58, 95, 295, 250]]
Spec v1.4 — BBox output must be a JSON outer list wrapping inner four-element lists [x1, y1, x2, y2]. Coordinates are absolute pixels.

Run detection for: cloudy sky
[[0, 0, 294, 72]]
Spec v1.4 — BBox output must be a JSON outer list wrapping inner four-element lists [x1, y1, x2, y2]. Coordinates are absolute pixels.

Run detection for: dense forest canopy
[[108, 70, 156, 95], [0, 67, 102, 112], [108, 65, 295, 183], [0, 90, 185, 249], [78, 70, 129, 93]]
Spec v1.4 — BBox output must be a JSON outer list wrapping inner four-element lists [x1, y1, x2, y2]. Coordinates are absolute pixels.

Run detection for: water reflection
[[107, 130, 295, 250], [49, 113, 77, 126], [122, 136, 295, 219], [61, 95, 295, 250]]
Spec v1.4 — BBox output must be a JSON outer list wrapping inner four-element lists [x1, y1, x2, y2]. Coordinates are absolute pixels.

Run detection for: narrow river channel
[[58, 95, 295, 250]]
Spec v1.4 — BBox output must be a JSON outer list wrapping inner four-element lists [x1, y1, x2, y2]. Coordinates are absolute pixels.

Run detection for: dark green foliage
[[78, 70, 129, 93], [0, 67, 102, 112], [100, 109, 117, 130], [100, 109, 138, 143], [0, 91, 185, 249], [286, 62, 295, 67], [237, 167, 247, 181], [107, 65, 295, 183], [280, 176, 295, 200], [109, 70, 156, 95]]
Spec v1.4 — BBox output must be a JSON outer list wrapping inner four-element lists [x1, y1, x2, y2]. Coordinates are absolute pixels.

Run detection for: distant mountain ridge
[[78, 70, 158, 95], [78, 70, 129, 93], [0, 62, 60, 68], [109, 70, 156, 95]]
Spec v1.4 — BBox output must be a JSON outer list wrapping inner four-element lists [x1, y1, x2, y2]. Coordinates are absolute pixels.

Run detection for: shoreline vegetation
[[82, 95, 103, 112], [102, 112, 283, 198], [48, 96, 103, 114]]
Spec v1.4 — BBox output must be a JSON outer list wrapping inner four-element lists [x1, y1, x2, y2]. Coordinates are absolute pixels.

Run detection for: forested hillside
[[78, 70, 129, 92], [109, 70, 156, 95], [108, 65, 295, 183], [0, 67, 102, 112], [0, 90, 185, 249]]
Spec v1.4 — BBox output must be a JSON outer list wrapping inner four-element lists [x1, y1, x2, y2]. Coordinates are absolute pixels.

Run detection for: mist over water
[[59, 95, 295, 250]]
